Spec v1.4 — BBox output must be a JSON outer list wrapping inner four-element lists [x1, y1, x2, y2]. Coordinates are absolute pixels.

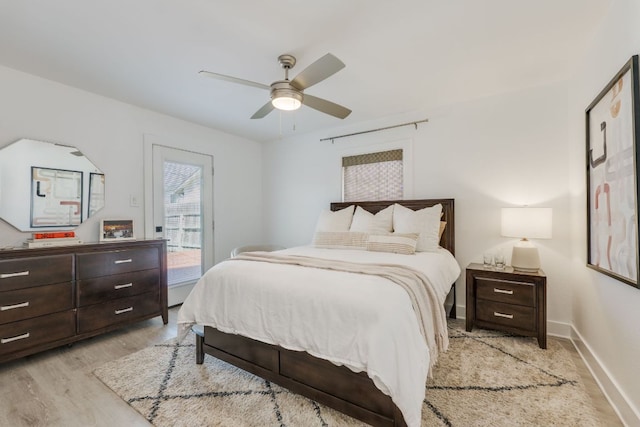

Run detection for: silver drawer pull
[[1, 332, 30, 344], [494, 288, 514, 295], [494, 312, 514, 319], [0, 271, 30, 279], [115, 307, 133, 315], [114, 283, 133, 290], [114, 259, 132, 264], [1, 301, 30, 311]]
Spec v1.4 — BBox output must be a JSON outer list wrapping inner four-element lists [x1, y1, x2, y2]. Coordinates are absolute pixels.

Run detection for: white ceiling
[[0, 1, 611, 142]]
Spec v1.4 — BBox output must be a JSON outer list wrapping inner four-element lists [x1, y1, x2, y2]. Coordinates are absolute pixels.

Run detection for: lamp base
[[511, 244, 541, 272]]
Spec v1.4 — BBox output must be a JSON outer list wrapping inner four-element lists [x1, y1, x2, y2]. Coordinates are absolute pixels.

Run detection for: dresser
[[0, 239, 167, 363], [465, 263, 546, 349]]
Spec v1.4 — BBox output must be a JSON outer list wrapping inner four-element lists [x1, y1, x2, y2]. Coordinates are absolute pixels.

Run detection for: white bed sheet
[[177, 246, 460, 427]]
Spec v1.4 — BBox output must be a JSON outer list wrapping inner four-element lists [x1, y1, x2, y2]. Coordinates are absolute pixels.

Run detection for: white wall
[[0, 65, 263, 264], [567, 0, 640, 424], [263, 80, 573, 330]]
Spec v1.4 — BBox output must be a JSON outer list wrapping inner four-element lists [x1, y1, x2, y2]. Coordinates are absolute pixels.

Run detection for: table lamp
[[501, 207, 552, 272]]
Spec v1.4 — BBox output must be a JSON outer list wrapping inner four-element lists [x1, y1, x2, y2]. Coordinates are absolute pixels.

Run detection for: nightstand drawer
[[476, 277, 535, 306], [476, 300, 535, 330]]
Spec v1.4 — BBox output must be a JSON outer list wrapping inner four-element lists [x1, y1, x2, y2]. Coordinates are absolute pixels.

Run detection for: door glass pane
[[164, 161, 203, 287]]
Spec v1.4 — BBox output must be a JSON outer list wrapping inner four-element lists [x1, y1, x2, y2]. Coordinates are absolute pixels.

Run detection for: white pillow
[[349, 205, 394, 234], [314, 205, 355, 232], [392, 203, 443, 252], [366, 233, 419, 255]]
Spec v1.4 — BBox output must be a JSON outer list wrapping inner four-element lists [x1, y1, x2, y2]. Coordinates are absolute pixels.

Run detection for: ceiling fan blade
[[302, 94, 351, 119], [290, 53, 345, 91], [199, 70, 270, 90], [250, 101, 275, 119]]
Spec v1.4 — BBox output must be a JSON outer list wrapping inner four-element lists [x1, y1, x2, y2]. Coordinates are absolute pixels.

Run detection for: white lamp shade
[[501, 207, 552, 239]]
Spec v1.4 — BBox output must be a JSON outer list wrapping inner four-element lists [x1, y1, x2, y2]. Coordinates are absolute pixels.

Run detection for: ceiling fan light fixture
[[272, 95, 301, 111], [271, 86, 303, 111], [201, 53, 350, 119]]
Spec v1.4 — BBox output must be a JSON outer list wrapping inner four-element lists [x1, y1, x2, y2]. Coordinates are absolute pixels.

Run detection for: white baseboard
[[570, 326, 639, 427], [547, 319, 572, 338]]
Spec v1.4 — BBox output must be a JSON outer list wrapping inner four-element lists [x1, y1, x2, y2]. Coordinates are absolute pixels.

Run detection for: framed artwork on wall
[[30, 166, 83, 228], [586, 55, 640, 289], [100, 219, 135, 241]]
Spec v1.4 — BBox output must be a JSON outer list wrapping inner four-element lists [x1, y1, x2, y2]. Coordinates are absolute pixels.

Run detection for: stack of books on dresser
[[24, 231, 83, 248]]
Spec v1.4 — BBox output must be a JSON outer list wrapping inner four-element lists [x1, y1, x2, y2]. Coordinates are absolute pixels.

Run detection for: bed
[[177, 199, 459, 427]]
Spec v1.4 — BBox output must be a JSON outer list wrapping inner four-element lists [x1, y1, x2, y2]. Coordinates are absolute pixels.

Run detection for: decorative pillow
[[366, 233, 419, 255], [314, 205, 355, 232], [313, 231, 369, 249], [393, 203, 443, 252], [349, 205, 394, 234]]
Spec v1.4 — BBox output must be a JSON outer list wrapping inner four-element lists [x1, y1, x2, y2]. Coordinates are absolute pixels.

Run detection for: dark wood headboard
[[330, 199, 455, 255]]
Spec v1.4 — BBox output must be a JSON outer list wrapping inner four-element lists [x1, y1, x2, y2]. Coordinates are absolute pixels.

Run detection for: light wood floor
[[0, 307, 623, 426]]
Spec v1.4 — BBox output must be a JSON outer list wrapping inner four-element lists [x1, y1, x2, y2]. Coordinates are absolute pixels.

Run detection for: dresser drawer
[[476, 300, 535, 331], [0, 283, 73, 325], [0, 255, 73, 291], [77, 269, 160, 306], [77, 292, 160, 334], [476, 277, 535, 306], [76, 247, 160, 279], [0, 311, 75, 357]]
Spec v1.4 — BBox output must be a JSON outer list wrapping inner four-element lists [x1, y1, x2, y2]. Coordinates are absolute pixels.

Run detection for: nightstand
[[465, 263, 547, 349]]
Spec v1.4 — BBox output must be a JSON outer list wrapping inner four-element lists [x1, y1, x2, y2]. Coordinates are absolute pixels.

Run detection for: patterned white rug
[[94, 321, 604, 426]]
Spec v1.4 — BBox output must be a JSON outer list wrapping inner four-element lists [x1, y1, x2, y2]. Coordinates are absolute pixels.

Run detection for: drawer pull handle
[[114, 259, 133, 264], [1, 301, 30, 311], [494, 312, 514, 319], [115, 307, 133, 315], [0, 271, 29, 279], [494, 288, 514, 295], [1, 332, 30, 344], [114, 283, 133, 290]]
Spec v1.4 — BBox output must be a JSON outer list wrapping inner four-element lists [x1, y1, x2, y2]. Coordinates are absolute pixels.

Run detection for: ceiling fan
[[199, 53, 351, 120]]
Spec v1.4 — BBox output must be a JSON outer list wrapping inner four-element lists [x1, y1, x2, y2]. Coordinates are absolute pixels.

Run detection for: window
[[342, 149, 403, 202]]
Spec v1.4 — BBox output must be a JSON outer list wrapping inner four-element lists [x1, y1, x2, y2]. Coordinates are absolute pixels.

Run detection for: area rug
[[94, 321, 603, 426]]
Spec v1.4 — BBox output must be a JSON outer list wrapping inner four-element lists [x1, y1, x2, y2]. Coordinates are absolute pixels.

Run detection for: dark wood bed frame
[[195, 199, 456, 427]]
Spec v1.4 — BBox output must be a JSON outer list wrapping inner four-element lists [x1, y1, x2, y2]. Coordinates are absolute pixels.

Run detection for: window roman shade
[[342, 149, 403, 202]]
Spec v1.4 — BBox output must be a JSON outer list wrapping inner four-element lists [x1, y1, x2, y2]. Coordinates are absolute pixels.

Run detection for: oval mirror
[[0, 138, 105, 231]]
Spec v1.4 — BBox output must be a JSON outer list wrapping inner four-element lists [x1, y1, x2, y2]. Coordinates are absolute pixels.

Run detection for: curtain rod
[[320, 118, 429, 143]]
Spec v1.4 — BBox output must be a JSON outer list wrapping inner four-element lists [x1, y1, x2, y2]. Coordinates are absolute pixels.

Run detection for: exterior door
[[150, 144, 213, 306]]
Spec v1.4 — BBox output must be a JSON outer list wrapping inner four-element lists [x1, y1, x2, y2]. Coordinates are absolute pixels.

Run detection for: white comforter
[[177, 246, 460, 427]]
